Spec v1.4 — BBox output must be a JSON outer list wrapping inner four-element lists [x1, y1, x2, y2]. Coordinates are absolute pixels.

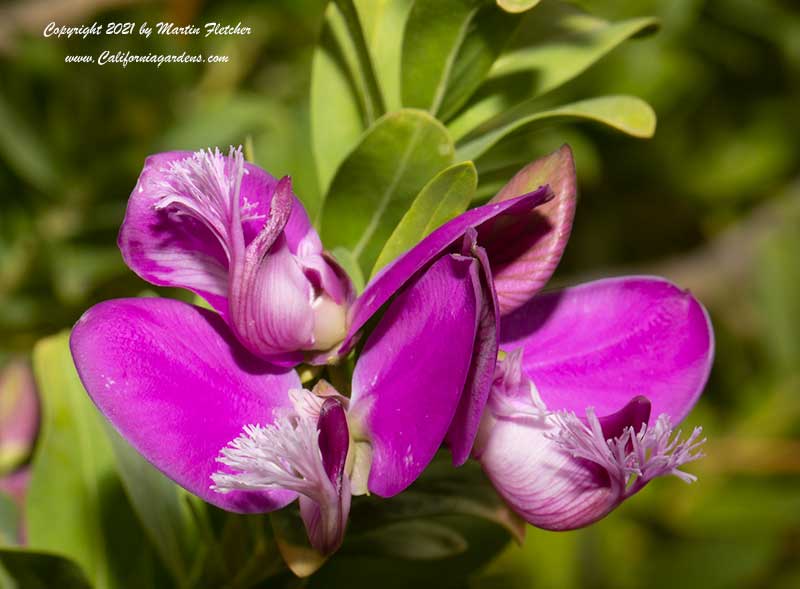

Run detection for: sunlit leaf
[[456, 95, 656, 162], [371, 161, 477, 277], [496, 0, 541, 13], [490, 5, 658, 99], [320, 109, 454, 275]]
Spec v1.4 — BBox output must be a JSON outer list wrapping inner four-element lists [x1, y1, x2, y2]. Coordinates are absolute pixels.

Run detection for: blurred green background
[[1, 0, 799, 587]]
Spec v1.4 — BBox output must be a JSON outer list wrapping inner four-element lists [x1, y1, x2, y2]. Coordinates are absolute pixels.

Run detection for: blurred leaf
[[348, 520, 468, 560], [0, 494, 17, 546], [0, 95, 57, 193], [105, 427, 197, 588], [320, 109, 454, 275], [27, 332, 159, 589], [331, 247, 366, 294], [0, 549, 91, 589], [311, 2, 368, 197], [490, 3, 658, 100], [456, 95, 656, 161], [497, 0, 541, 13], [757, 226, 800, 376], [401, 0, 484, 114], [371, 161, 477, 277]]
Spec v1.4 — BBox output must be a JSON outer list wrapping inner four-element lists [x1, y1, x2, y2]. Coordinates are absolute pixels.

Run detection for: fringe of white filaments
[[550, 408, 705, 495], [153, 147, 262, 261], [211, 412, 332, 506]]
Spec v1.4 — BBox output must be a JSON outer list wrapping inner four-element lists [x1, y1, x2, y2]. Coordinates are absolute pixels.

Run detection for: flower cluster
[[70, 145, 713, 555]]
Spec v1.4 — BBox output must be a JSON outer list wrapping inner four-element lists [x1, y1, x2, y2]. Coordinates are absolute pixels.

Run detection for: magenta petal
[[350, 255, 481, 497], [300, 398, 351, 554], [486, 145, 578, 316], [500, 276, 714, 425], [445, 232, 499, 466], [70, 297, 300, 513], [341, 187, 552, 354]]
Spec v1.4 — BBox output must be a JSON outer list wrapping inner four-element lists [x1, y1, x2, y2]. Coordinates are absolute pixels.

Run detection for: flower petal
[[350, 255, 481, 497], [70, 297, 300, 513], [300, 398, 351, 554], [341, 187, 552, 354], [118, 151, 315, 317], [445, 231, 499, 466], [478, 413, 623, 531], [500, 276, 714, 424], [487, 145, 577, 316]]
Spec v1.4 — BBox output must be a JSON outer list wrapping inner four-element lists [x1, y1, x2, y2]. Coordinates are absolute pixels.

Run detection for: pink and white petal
[[500, 276, 714, 425], [350, 255, 481, 497], [70, 297, 300, 513], [479, 416, 623, 531], [485, 145, 577, 316]]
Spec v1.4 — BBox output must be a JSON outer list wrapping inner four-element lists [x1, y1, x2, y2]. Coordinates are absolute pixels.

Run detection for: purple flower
[[341, 146, 714, 529], [474, 277, 712, 530], [71, 252, 483, 553], [118, 147, 353, 366]]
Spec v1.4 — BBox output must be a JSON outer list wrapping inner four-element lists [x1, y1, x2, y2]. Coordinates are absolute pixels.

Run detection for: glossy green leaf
[[448, 1, 658, 140], [311, 2, 368, 198], [334, 0, 386, 121], [0, 549, 92, 589], [401, 0, 484, 114], [437, 5, 518, 121], [27, 332, 158, 589], [105, 426, 197, 587], [489, 5, 658, 99], [355, 0, 414, 112], [456, 95, 656, 162], [496, 0, 541, 13], [320, 109, 455, 274], [371, 161, 477, 278]]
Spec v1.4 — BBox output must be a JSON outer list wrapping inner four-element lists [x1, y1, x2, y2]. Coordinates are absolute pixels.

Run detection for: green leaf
[[105, 427, 197, 588], [311, 3, 368, 197], [334, 0, 386, 122], [331, 247, 366, 294], [355, 0, 415, 112], [448, 1, 658, 140], [0, 493, 18, 546], [401, 0, 485, 115], [320, 109, 455, 275], [456, 95, 656, 162], [348, 520, 468, 560], [437, 5, 518, 121], [0, 549, 92, 589], [27, 332, 158, 589], [371, 161, 477, 278], [489, 5, 658, 100], [496, 0, 541, 13]]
